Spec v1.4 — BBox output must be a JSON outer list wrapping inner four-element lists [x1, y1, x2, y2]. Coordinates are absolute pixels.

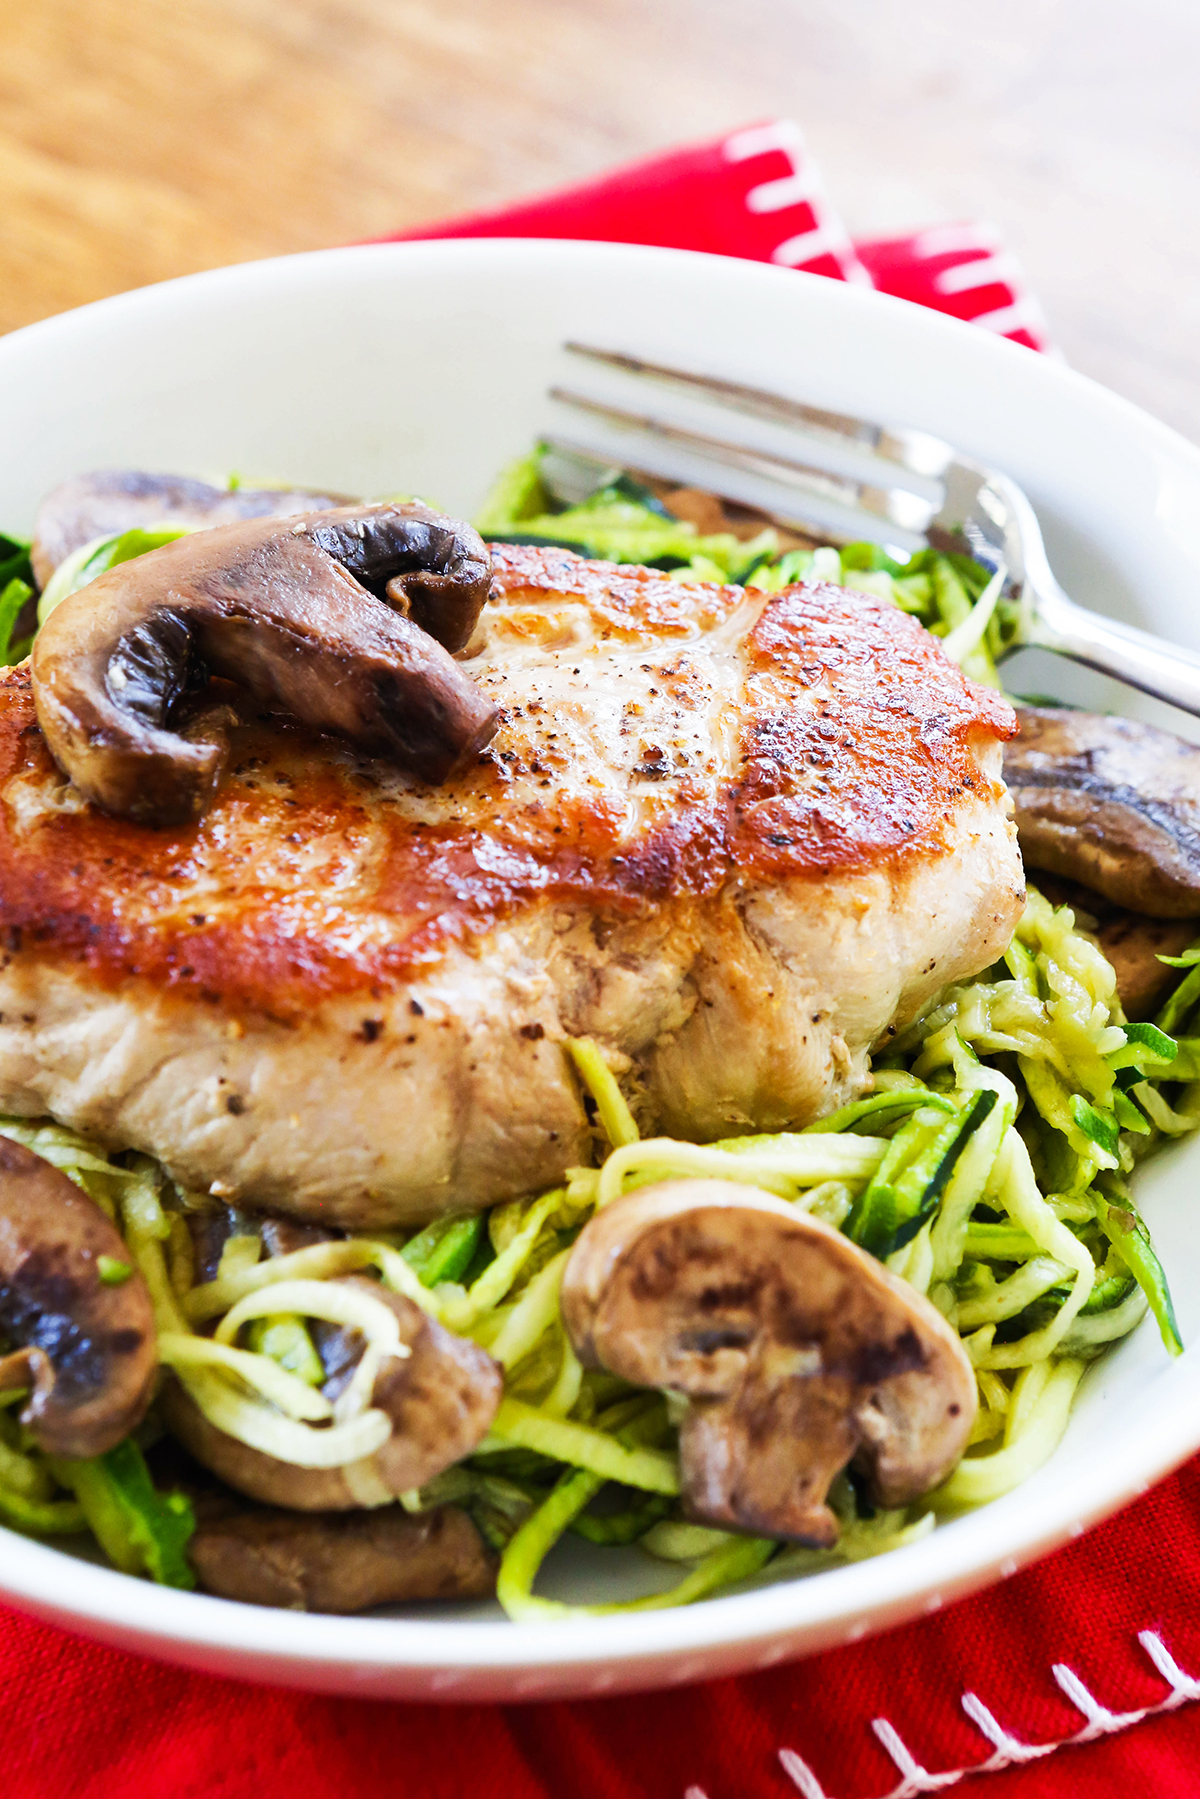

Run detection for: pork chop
[[0, 544, 1023, 1226]]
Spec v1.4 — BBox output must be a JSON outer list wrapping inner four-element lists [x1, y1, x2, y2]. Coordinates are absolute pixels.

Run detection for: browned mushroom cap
[[30, 501, 499, 826], [561, 1180, 976, 1546], [30, 471, 354, 591], [161, 1279, 502, 1510], [1007, 707, 1200, 917], [189, 1503, 496, 1612], [0, 1137, 157, 1458], [305, 507, 492, 655]]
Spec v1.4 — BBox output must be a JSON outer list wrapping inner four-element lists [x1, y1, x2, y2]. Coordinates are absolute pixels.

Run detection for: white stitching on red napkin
[[852, 220, 1053, 353], [720, 121, 872, 287], [692, 121, 1056, 353], [685, 1632, 1200, 1799], [713, 124, 1054, 351]]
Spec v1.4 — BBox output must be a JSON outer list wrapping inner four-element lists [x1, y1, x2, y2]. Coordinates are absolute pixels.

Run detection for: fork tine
[[563, 344, 955, 481], [547, 388, 937, 541], [558, 347, 1200, 722]]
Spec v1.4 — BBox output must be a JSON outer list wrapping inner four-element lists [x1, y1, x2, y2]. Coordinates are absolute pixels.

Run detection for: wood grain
[[2, 0, 1198, 439]]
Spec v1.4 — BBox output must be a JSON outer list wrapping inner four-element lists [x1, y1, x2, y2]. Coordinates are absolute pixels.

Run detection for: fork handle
[[1023, 583, 1200, 719]]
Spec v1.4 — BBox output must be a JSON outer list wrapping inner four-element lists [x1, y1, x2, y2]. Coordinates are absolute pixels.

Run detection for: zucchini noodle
[[118, 1161, 191, 1337], [486, 1397, 680, 1495], [542, 1334, 584, 1419], [487, 1250, 572, 1372], [937, 1359, 1087, 1506], [176, 1366, 393, 1469], [595, 1134, 886, 1209], [565, 1038, 639, 1148], [445, 1187, 572, 1330], [215, 1278, 410, 1425], [497, 1465, 774, 1621], [184, 1238, 437, 1324], [157, 1334, 335, 1422]]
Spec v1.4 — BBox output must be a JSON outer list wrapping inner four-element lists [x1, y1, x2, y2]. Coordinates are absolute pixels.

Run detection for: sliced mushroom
[[30, 471, 354, 591], [185, 1207, 336, 1285], [304, 508, 492, 655], [161, 1278, 502, 1509], [1033, 872, 1197, 1019], [561, 1180, 976, 1546], [1007, 707, 1200, 917], [185, 1209, 241, 1287], [30, 501, 499, 826], [0, 1137, 157, 1457], [259, 1217, 339, 1259], [189, 1503, 496, 1612]]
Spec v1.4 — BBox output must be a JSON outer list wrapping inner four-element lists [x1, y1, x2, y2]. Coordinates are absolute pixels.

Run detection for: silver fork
[[545, 344, 1200, 718]]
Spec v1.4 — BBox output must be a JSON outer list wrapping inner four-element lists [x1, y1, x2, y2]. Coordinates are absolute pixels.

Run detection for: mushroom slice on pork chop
[[1007, 707, 1200, 917], [0, 1137, 157, 1457], [29, 471, 354, 590], [162, 1279, 502, 1510], [189, 1502, 497, 1612], [30, 501, 499, 826], [561, 1180, 976, 1545]]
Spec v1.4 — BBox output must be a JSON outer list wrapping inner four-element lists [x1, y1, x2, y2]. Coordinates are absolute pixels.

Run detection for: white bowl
[[3, 239, 1200, 1701]]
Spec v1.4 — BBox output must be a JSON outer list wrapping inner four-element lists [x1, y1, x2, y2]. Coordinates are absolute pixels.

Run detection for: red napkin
[[6, 1457, 1200, 1798], [5, 122, 1194, 1799], [386, 118, 1054, 353]]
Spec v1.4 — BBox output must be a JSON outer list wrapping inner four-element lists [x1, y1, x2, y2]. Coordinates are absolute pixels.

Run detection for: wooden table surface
[[3, 0, 1198, 441]]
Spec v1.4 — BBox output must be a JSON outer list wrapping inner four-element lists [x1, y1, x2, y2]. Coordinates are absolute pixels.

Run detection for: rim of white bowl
[[2, 237, 1200, 1684], [3, 1349, 1198, 1679]]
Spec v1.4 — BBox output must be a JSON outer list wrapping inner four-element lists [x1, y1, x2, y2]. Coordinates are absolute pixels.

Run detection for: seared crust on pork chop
[[0, 545, 1022, 1225]]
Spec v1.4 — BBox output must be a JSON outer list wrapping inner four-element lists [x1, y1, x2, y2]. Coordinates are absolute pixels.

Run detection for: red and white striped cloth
[[387, 117, 1054, 353]]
